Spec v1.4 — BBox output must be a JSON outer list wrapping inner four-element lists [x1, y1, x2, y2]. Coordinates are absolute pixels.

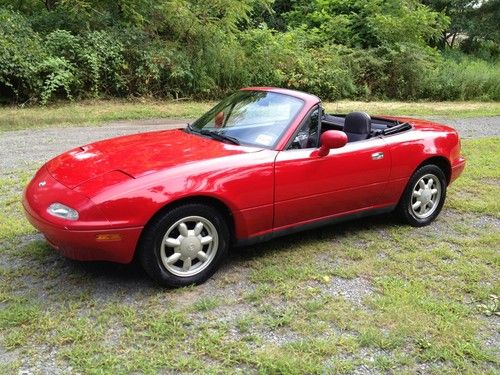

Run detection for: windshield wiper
[[198, 129, 240, 145]]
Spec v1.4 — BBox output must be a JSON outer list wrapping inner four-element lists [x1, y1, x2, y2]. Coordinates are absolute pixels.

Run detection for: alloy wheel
[[410, 173, 442, 219], [160, 216, 219, 277]]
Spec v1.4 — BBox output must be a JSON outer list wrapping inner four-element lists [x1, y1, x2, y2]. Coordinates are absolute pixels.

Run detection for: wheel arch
[[134, 195, 236, 260], [415, 156, 451, 185]]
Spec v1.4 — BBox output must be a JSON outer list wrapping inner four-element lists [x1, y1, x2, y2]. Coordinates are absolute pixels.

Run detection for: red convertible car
[[23, 87, 466, 287]]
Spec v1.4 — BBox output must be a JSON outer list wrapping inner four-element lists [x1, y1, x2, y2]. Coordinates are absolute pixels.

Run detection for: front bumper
[[23, 166, 142, 263]]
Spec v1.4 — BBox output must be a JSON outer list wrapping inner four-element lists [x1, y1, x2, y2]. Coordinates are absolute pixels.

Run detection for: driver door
[[273, 114, 391, 230]]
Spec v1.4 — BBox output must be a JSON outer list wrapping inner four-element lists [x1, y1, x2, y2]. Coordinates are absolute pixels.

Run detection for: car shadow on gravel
[[11, 208, 497, 307], [234, 212, 402, 259], [4, 212, 400, 307], [107, 213, 399, 264], [57, 212, 401, 286]]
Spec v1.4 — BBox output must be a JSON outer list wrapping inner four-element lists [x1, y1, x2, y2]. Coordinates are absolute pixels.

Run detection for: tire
[[396, 164, 447, 227], [138, 203, 229, 287]]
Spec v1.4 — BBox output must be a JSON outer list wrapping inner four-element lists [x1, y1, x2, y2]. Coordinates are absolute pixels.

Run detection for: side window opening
[[289, 107, 320, 150]]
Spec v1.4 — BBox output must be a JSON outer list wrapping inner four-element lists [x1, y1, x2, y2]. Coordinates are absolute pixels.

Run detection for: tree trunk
[[450, 32, 457, 48]]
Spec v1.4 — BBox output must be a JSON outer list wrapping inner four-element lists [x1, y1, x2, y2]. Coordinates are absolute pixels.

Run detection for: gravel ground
[[0, 116, 498, 173], [426, 116, 500, 138], [0, 119, 187, 173]]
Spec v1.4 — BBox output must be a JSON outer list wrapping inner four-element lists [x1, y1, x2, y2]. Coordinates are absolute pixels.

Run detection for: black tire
[[138, 203, 229, 287], [396, 164, 447, 227]]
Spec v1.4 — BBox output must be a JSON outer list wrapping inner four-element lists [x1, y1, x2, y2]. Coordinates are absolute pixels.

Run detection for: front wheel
[[396, 164, 447, 227], [138, 203, 229, 287]]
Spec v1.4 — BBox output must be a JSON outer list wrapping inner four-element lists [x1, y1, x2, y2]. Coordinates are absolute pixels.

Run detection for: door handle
[[371, 152, 384, 160]]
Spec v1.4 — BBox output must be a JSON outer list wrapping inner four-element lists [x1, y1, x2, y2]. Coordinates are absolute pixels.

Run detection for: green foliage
[[83, 31, 126, 96], [0, 9, 45, 103], [345, 43, 441, 99], [284, 0, 449, 48], [425, 56, 500, 101], [0, 0, 498, 103], [38, 56, 76, 104], [424, 0, 499, 58]]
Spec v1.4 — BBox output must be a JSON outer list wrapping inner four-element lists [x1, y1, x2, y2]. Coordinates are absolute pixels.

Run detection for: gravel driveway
[[0, 116, 498, 173], [426, 116, 500, 138], [0, 119, 187, 173]]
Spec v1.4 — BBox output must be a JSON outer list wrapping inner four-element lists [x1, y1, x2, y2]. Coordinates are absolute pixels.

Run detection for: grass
[[0, 99, 499, 132], [447, 137, 500, 217], [0, 100, 214, 132], [0, 130, 499, 373], [324, 100, 500, 118]]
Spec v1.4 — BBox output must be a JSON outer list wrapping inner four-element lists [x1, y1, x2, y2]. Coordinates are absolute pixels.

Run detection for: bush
[[0, 9, 45, 103], [343, 44, 440, 100], [38, 57, 76, 104], [0, 3, 498, 104], [239, 27, 357, 100], [82, 31, 126, 97], [424, 57, 500, 101]]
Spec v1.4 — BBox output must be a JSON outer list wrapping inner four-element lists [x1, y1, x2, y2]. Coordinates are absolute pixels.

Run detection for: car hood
[[46, 129, 264, 189]]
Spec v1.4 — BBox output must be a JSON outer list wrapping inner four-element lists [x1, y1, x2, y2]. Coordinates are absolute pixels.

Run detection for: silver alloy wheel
[[160, 216, 219, 277], [410, 173, 442, 219]]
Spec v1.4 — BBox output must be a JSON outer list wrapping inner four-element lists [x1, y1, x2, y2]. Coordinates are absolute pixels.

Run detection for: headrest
[[344, 112, 371, 134]]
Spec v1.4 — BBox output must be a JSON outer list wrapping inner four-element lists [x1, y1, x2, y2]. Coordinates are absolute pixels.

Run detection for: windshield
[[190, 90, 304, 148]]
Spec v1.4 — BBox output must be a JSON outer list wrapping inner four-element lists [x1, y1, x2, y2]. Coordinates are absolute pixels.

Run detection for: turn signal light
[[95, 234, 122, 242]]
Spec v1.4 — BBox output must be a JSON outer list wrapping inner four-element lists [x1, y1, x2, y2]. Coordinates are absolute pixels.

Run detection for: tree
[[278, 0, 449, 48], [423, 0, 500, 54]]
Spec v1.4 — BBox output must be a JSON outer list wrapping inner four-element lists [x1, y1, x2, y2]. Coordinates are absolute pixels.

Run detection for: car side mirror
[[312, 130, 347, 157]]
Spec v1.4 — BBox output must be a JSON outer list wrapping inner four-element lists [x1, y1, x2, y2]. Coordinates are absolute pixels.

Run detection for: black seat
[[344, 112, 371, 142]]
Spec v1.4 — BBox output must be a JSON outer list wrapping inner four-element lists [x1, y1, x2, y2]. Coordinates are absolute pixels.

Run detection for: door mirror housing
[[312, 130, 348, 157]]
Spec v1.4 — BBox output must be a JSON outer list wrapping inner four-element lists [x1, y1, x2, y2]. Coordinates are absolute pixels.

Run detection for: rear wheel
[[397, 164, 447, 227], [138, 203, 229, 287]]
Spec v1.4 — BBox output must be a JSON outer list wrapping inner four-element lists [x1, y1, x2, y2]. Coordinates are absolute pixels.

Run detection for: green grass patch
[[0, 169, 37, 242], [192, 297, 220, 312], [324, 100, 500, 118], [0, 100, 213, 132], [447, 137, 500, 217]]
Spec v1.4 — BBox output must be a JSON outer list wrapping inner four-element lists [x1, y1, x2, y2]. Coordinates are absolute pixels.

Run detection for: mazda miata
[[23, 87, 466, 287]]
